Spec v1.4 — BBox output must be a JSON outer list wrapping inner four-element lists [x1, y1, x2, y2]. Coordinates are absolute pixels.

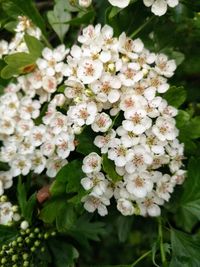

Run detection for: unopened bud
[[21, 220, 29, 230], [78, 0, 92, 8]]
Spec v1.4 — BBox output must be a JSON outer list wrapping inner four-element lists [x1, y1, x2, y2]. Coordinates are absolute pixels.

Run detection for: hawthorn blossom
[[143, 0, 179, 16], [82, 153, 102, 174]]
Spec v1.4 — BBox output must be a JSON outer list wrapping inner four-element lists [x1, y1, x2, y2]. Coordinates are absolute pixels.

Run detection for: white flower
[[82, 194, 110, 216], [81, 172, 108, 195], [50, 112, 68, 134], [19, 97, 41, 119], [82, 152, 102, 174], [116, 126, 140, 148], [0, 144, 17, 163], [68, 102, 97, 127], [155, 54, 176, 77], [156, 174, 174, 201], [92, 113, 112, 132], [77, 58, 103, 84], [46, 156, 67, 178], [117, 198, 134, 216], [108, 0, 130, 8], [11, 155, 32, 177], [0, 117, 15, 135], [152, 117, 178, 141], [125, 172, 153, 198], [42, 76, 57, 93], [119, 63, 143, 86], [108, 138, 129, 167], [94, 130, 116, 154], [123, 108, 152, 135], [143, 0, 179, 16], [118, 33, 143, 59], [125, 145, 153, 173], [30, 125, 46, 147], [0, 172, 13, 196], [31, 150, 47, 174], [55, 132, 75, 159], [91, 73, 121, 103], [138, 192, 163, 217], [0, 202, 14, 225], [64, 79, 85, 100]]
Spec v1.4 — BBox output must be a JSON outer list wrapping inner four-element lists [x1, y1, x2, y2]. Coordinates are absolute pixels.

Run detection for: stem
[[129, 16, 154, 38], [158, 217, 167, 266], [131, 250, 151, 267]]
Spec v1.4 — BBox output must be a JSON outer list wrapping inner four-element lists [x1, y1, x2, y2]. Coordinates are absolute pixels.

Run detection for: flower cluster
[[0, 196, 20, 225], [73, 24, 185, 217], [78, 0, 179, 16], [0, 20, 185, 219], [0, 16, 41, 58]]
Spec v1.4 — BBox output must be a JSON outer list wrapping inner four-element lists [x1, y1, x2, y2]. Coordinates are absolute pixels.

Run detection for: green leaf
[[39, 197, 66, 224], [68, 214, 106, 247], [47, 1, 71, 42], [56, 203, 77, 232], [163, 86, 187, 108], [48, 238, 79, 267], [0, 225, 18, 246], [51, 160, 85, 204], [1, 52, 36, 79], [175, 157, 200, 231], [176, 110, 190, 129], [63, 11, 95, 25], [170, 229, 200, 265], [102, 154, 123, 183], [181, 116, 200, 139], [17, 177, 36, 224], [24, 34, 44, 58], [76, 127, 100, 155]]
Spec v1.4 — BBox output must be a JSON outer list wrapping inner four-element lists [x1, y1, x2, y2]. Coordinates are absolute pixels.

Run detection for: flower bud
[[21, 220, 29, 230], [78, 0, 92, 8]]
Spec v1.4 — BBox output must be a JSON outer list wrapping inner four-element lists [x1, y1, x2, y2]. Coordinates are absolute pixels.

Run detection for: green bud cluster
[[0, 226, 56, 267]]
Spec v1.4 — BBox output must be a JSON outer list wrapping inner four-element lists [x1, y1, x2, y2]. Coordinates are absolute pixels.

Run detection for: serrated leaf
[[116, 216, 134, 243], [48, 238, 79, 267], [102, 154, 123, 183], [47, 1, 71, 42], [170, 229, 200, 264], [17, 177, 36, 224], [163, 86, 186, 108], [56, 203, 77, 232], [0, 225, 18, 246]]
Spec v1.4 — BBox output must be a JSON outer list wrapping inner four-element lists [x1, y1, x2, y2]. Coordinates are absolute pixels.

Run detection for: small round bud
[[13, 213, 21, 221], [34, 240, 40, 247], [12, 254, 18, 261], [26, 228, 31, 234], [44, 233, 49, 239], [0, 195, 8, 202], [1, 258, 6, 264], [23, 260, 29, 267], [12, 241, 17, 247], [25, 237, 30, 244], [23, 253, 29, 260], [12, 205, 18, 212], [29, 233, 34, 239], [41, 247, 45, 252], [31, 246, 36, 252], [17, 237, 23, 243], [78, 0, 92, 8], [21, 221, 29, 230], [34, 228, 39, 233]]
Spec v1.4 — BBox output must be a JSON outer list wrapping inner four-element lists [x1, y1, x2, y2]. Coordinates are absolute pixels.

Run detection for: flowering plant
[[0, 0, 200, 266]]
